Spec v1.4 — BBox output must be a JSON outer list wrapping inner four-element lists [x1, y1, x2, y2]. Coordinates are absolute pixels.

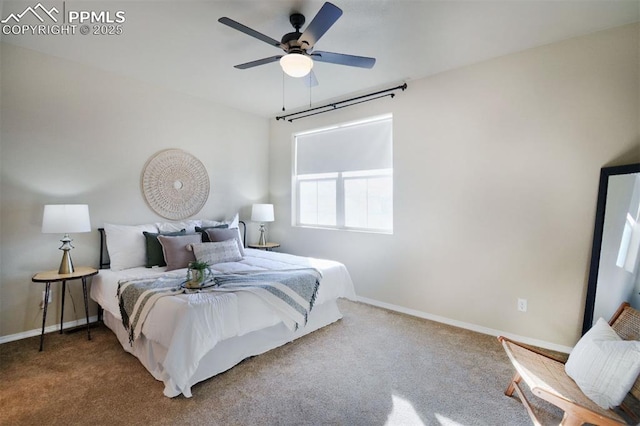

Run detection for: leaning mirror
[[583, 163, 640, 334]]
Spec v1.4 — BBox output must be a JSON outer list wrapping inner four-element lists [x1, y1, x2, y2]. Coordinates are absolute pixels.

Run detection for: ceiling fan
[[218, 2, 376, 86]]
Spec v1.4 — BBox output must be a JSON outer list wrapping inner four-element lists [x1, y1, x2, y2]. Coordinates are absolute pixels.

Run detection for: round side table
[[32, 266, 98, 351]]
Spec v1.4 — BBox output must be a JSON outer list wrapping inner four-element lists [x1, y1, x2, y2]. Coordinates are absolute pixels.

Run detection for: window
[[293, 115, 393, 233], [298, 174, 337, 226]]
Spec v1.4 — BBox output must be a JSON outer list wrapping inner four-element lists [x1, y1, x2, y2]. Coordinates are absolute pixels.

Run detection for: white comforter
[[90, 248, 356, 396]]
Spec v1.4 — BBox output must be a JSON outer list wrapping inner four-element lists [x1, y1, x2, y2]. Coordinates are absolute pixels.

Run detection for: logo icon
[[1, 3, 59, 24]]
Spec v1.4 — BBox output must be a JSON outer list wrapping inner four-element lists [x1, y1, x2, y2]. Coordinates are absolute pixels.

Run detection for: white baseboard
[[3, 300, 573, 354], [356, 296, 573, 354], [0, 315, 99, 345]]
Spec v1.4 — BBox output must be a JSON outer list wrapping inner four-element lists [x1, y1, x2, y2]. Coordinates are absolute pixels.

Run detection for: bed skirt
[[102, 300, 343, 397]]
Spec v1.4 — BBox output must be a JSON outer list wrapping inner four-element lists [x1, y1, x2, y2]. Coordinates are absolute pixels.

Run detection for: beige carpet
[[0, 300, 563, 425]]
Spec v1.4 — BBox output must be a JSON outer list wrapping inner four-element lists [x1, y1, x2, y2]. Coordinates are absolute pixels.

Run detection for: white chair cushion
[[565, 317, 640, 409]]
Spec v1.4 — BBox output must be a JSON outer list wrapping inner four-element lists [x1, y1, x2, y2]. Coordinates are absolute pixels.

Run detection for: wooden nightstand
[[247, 242, 280, 251], [32, 266, 98, 351]]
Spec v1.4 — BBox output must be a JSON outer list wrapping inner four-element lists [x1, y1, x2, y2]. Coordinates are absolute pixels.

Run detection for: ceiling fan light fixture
[[280, 53, 313, 78]]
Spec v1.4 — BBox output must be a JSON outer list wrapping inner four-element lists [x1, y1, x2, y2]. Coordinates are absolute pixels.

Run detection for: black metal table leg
[[59, 280, 66, 334], [82, 277, 91, 341], [32, 267, 98, 351], [39, 282, 51, 351]]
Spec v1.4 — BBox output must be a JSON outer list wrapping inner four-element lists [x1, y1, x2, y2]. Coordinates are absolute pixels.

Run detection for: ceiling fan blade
[[234, 56, 283, 69], [298, 2, 342, 49], [218, 17, 282, 48], [303, 70, 319, 87], [311, 51, 376, 68]]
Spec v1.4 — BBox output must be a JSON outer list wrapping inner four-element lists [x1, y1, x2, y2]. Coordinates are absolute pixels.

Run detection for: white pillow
[[565, 317, 640, 409], [191, 239, 243, 265], [201, 213, 238, 229], [200, 219, 226, 228], [227, 212, 239, 230], [156, 219, 201, 233], [228, 213, 244, 248], [104, 223, 158, 271]]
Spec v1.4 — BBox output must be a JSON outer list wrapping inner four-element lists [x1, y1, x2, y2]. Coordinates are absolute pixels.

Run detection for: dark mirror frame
[[582, 162, 640, 334]]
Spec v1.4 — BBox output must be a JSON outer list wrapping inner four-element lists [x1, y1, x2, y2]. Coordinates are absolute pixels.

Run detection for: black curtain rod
[[286, 93, 395, 122], [275, 82, 407, 122]]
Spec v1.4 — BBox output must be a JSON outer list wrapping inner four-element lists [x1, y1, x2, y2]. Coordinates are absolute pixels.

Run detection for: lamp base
[[257, 224, 267, 246], [57, 234, 75, 274], [58, 249, 74, 274]]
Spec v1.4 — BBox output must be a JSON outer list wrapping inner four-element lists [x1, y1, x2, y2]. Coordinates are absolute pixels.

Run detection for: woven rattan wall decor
[[141, 149, 210, 219]]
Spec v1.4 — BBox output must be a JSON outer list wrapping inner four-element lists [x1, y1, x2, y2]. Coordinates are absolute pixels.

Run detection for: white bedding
[[90, 248, 356, 397]]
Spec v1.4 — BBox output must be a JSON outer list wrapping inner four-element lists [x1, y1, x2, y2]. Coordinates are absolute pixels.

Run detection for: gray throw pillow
[[205, 228, 245, 256], [157, 233, 202, 271], [191, 239, 243, 265], [195, 224, 229, 242], [143, 229, 186, 268]]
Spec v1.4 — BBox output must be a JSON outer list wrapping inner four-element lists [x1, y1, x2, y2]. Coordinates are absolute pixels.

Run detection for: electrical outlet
[[40, 290, 52, 309], [517, 298, 527, 312]]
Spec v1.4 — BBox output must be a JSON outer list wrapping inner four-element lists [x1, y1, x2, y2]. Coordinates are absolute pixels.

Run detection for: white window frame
[[342, 169, 393, 232], [292, 114, 393, 234], [296, 173, 338, 227]]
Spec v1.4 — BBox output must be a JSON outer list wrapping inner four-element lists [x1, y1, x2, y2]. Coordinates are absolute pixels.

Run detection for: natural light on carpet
[[385, 395, 425, 425], [385, 394, 468, 426], [434, 414, 466, 426]]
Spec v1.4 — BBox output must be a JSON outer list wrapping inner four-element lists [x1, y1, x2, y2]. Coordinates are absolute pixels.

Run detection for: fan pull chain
[[309, 74, 312, 108], [282, 72, 286, 112]]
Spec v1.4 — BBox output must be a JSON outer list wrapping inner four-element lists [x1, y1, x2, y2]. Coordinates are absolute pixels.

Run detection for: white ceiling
[[1, 1, 638, 118]]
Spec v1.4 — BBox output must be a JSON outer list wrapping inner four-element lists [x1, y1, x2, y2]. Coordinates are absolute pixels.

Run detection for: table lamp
[[42, 204, 91, 274], [251, 204, 274, 246]]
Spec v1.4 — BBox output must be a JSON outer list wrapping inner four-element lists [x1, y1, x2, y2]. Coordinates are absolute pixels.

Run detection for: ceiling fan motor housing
[[282, 13, 308, 51], [289, 13, 305, 30]]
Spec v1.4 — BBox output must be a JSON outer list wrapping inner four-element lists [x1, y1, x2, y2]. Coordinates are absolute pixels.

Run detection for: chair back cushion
[[610, 304, 640, 401], [565, 318, 640, 409]]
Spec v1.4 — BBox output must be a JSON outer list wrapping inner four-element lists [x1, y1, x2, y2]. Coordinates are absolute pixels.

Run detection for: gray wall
[[268, 23, 640, 349], [0, 43, 269, 338]]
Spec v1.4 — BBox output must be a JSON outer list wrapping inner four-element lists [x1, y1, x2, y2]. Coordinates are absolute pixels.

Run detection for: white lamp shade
[[280, 53, 313, 78], [42, 204, 91, 234], [251, 204, 274, 222]]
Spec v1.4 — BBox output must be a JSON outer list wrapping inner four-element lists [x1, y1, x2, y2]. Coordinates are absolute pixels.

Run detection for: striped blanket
[[117, 269, 321, 344], [212, 269, 321, 331]]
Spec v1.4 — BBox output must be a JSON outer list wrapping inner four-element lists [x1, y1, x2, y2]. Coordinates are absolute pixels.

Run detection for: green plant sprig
[[188, 260, 210, 270]]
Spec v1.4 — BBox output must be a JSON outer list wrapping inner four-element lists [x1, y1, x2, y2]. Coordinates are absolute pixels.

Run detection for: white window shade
[[296, 116, 392, 175], [293, 114, 393, 233]]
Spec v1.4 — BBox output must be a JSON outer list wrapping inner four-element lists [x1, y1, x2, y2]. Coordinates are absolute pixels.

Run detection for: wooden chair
[[499, 302, 640, 426]]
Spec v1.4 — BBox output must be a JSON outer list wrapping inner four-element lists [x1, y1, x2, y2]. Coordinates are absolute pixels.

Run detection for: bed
[[89, 218, 356, 398]]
